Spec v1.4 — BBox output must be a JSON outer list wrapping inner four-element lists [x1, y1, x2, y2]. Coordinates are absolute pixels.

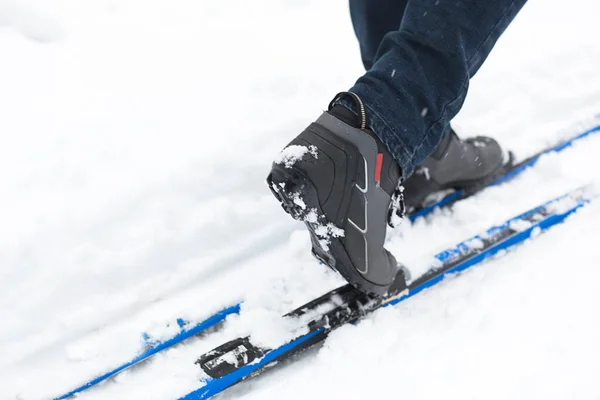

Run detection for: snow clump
[[305, 209, 344, 251], [275, 145, 318, 168]]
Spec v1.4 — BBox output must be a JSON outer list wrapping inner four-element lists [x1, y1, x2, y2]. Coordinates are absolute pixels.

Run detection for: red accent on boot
[[375, 153, 383, 185]]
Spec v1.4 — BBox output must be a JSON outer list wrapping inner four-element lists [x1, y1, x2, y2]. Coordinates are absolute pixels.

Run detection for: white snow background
[[1, 0, 600, 399]]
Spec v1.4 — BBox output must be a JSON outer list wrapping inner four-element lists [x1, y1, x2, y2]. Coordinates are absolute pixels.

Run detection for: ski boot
[[267, 92, 407, 297], [403, 129, 512, 212]]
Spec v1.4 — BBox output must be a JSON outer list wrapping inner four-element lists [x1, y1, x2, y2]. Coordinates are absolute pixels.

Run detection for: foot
[[403, 129, 512, 212], [267, 92, 407, 296]]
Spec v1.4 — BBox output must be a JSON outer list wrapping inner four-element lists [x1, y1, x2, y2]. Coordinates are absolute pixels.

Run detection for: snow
[[1, 0, 600, 399], [509, 218, 532, 232], [304, 209, 345, 251], [274, 144, 318, 168]]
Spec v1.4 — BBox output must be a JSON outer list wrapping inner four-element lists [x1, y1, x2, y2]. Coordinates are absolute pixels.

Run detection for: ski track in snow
[[1, 0, 600, 399]]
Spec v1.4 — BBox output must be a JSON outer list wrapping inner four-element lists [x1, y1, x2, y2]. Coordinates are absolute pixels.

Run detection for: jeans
[[340, 0, 528, 176]]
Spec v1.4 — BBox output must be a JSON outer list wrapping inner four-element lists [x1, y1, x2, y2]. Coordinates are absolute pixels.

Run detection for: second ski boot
[[267, 92, 407, 297], [403, 129, 513, 212]]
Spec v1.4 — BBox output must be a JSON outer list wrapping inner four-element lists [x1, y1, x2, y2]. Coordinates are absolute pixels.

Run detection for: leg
[[345, 0, 528, 176], [268, 0, 528, 296], [351, 0, 498, 198], [349, 0, 408, 70]]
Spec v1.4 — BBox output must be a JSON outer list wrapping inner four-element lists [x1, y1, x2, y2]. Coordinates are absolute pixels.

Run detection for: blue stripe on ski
[[386, 189, 590, 307], [493, 125, 600, 185], [179, 329, 324, 400], [53, 122, 600, 399], [409, 124, 600, 222], [181, 185, 593, 400], [53, 303, 241, 400]]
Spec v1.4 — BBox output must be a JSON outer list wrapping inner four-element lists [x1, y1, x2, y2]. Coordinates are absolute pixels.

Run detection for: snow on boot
[[403, 129, 513, 212], [267, 92, 408, 297]]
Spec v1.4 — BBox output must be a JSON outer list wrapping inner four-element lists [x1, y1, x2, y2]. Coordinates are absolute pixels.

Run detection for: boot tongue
[[329, 104, 361, 128]]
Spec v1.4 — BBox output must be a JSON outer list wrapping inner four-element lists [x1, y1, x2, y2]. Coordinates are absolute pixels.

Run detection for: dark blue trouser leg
[[343, 0, 528, 176], [349, 0, 408, 70]]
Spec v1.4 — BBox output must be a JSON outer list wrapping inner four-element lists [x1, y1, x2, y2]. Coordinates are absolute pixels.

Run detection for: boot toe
[[467, 136, 506, 174]]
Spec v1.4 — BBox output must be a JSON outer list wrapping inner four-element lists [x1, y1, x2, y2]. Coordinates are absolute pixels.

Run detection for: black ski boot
[[267, 92, 407, 297], [403, 129, 513, 212]]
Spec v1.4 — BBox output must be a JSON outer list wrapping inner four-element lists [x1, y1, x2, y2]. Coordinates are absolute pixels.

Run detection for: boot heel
[[268, 164, 337, 267], [267, 165, 314, 221]]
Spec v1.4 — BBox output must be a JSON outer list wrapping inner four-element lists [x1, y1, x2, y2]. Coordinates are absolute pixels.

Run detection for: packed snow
[[1, 0, 600, 399], [274, 144, 318, 168], [304, 209, 345, 251]]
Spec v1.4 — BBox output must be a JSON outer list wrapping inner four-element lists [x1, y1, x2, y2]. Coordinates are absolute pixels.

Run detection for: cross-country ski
[[2, 1, 600, 400]]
